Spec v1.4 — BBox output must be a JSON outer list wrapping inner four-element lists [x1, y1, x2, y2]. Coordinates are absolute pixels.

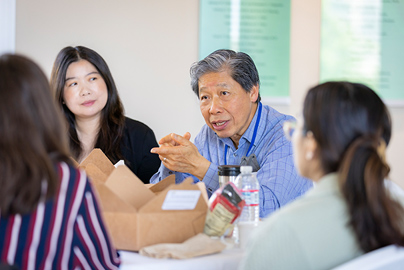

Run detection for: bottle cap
[[240, 166, 253, 174], [218, 165, 241, 176]]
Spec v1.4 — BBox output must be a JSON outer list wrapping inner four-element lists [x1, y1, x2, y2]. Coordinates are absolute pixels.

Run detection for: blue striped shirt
[[151, 104, 313, 218]]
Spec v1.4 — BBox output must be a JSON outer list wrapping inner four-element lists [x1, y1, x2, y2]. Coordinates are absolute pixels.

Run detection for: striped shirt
[[0, 162, 120, 270], [150, 104, 313, 218]]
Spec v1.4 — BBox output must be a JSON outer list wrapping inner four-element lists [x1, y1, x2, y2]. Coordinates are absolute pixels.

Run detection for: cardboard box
[[78, 149, 209, 251]]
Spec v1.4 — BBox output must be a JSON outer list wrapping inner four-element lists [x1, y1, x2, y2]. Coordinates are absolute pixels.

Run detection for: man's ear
[[250, 84, 259, 103]]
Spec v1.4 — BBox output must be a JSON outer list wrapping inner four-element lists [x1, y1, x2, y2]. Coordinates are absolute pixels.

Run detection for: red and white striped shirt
[[0, 162, 120, 269]]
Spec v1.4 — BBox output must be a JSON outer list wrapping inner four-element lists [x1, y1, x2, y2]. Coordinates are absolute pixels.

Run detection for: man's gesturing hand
[[151, 133, 210, 180]]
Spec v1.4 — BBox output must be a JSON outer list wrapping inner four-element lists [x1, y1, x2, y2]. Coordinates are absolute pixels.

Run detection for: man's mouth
[[212, 120, 229, 130]]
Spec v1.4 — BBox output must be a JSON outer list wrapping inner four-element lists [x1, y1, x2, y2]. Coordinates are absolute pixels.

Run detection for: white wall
[[0, 0, 16, 54], [15, 0, 204, 142], [14, 0, 404, 188]]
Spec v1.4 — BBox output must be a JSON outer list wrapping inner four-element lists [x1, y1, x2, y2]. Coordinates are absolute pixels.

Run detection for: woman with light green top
[[240, 81, 404, 270]]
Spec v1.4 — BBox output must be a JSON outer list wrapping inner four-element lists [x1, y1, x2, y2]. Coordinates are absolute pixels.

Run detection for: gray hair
[[190, 49, 261, 103]]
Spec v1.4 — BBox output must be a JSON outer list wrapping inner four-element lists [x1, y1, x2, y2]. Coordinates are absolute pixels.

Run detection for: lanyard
[[224, 102, 262, 165]]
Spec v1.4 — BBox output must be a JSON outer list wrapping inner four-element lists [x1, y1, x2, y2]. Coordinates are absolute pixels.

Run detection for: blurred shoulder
[[385, 179, 404, 207], [55, 161, 89, 186]]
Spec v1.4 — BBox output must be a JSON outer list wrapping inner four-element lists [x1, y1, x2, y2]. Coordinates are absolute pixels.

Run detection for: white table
[[119, 247, 244, 270]]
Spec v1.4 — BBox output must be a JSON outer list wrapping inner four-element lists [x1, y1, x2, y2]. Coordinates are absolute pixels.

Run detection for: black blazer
[[120, 117, 161, 183]]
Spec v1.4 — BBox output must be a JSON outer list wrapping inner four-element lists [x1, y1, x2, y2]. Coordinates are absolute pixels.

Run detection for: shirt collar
[[309, 173, 340, 197]]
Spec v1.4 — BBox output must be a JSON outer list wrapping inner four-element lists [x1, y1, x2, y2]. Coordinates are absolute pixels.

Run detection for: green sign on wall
[[199, 0, 291, 102], [320, 0, 404, 104]]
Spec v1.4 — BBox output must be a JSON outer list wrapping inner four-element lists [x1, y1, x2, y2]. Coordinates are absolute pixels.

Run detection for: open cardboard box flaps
[[77, 149, 209, 251]]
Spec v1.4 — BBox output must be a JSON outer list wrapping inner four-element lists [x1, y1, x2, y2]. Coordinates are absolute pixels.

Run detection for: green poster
[[320, 0, 404, 103], [199, 0, 291, 100]]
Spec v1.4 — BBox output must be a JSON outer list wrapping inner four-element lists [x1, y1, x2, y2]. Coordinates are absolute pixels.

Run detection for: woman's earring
[[305, 151, 313, 160]]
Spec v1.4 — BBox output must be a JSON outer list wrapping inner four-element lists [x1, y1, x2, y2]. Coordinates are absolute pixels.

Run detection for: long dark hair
[[0, 54, 72, 216], [50, 46, 125, 163], [303, 81, 404, 252]]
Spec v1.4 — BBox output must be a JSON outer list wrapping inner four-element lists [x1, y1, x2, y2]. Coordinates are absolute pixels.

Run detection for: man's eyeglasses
[[283, 120, 297, 141]]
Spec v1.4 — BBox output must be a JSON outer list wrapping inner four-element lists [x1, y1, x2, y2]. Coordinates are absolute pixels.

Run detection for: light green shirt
[[239, 173, 363, 270]]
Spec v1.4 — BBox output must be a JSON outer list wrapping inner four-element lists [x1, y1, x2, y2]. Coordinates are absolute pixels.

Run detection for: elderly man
[[150, 49, 312, 218]]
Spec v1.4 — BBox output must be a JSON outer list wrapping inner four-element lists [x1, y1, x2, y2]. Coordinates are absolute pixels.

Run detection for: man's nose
[[209, 96, 222, 114]]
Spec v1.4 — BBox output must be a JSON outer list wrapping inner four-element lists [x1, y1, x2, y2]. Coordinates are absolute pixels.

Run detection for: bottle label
[[241, 189, 259, 206]]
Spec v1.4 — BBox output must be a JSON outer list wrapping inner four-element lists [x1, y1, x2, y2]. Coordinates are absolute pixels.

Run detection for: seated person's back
[[0, 54, 120, 269], [240, 81, 404, 270]]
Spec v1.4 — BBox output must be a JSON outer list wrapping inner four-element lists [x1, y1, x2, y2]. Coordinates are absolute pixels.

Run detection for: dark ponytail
[[339, 136, 404, 252]]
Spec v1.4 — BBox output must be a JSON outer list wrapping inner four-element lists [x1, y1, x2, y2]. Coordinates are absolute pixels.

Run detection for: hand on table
[[150, 132, 210, 181]]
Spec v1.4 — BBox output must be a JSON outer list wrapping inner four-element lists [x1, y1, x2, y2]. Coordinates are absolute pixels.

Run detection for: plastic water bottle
[[234, 166, 259, 223], [233, 165, 260, 248]]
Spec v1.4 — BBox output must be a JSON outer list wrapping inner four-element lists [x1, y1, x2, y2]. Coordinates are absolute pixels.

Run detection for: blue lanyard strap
[[224, 144, 228, 165], [246, 102, 262, 157], [224, 102, 262, 165]]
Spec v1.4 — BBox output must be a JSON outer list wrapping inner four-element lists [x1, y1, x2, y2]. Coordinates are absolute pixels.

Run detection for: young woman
[[50, 46, 160, 183], [240, 82, 404, 269], [0, 54, 120, 269]]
